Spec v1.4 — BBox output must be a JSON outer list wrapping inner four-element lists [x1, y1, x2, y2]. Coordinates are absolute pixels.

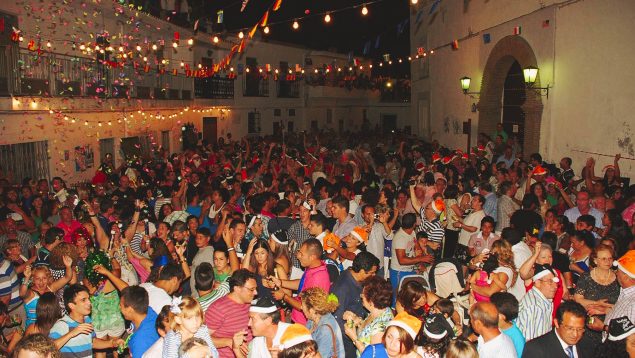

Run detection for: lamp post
[[522, 66, 549, 97]]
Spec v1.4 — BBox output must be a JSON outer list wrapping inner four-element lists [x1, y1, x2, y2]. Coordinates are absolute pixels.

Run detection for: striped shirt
[[49, 315, 95, 358], [604, 285, 635, 327], [163, 325, 219, 358], [417, 217, 444, 243], [477, 331, 518, 358], [288, 220, 313, 269], [516, 287, 553, 341], [0, 259, 22, 311], [198, 281, 230, 312], [205, 295, 253, 358]]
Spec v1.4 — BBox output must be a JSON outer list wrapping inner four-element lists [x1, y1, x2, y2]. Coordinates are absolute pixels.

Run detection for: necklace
[[593, 268, 612, 283]]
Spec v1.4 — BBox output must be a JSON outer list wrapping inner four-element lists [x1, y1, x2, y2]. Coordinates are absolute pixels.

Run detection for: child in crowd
[[163, 296, 218, 358]]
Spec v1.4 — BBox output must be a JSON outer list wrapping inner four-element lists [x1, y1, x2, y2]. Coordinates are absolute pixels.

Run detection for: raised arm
[[49, 256, 74, 292], [93, 264, 129, 292], [409, 184, 422, 213]]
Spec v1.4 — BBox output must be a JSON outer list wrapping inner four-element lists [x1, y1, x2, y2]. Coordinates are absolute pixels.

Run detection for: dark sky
[[192, 0, 410, 62]]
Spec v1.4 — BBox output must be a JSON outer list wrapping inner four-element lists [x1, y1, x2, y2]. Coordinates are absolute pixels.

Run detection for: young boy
[[490, 292, 525, 356]]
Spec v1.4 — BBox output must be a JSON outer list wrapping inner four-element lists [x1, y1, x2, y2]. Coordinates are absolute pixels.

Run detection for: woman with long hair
[[471, 240, 524, 301], [443, 184, 463, 259], [268, 231, 291, 275], [242, 239, 289, 300], [125, 237, 171, 283], [554, 215, 572, 252], [396, 281, 440, 319], [529, 182, 550, 218], [23, 292, 62, 336], [568, 230, 595, 283], [301, 287, 345, 358], [20, 258, 73, 328]]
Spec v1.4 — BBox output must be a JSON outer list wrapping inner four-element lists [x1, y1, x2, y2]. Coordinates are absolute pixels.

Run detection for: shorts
[[94, 322, 126, 339]]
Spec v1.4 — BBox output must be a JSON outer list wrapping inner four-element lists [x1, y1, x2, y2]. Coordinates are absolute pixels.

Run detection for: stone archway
[[478, 35, 543, 156]]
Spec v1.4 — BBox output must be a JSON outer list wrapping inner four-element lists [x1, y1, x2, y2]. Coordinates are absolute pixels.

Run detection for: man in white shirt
[[516, 264, 558, 341], [140, 263, 184, 314], [361, 205, 390, 277], [470, 301, 518, 358], [234, 297, 290, 358]]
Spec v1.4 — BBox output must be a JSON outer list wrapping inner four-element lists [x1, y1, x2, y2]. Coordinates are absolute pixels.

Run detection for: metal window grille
[[0, 140, 50, 184]]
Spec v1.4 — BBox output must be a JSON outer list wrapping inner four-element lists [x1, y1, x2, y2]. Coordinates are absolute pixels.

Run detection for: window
[[288, 109, 296, 116], [274, 109, 281, 117], [248, 111, 261, 134], [0, 140, 50, 183], [99, 138, 115, 164], [161, 131, 171, 153], [326, 109, 333, 124], [287, 121, 294, 132]]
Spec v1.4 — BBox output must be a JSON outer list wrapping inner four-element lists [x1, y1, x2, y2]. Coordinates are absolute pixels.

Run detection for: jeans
[[389, 268, 416, 306]]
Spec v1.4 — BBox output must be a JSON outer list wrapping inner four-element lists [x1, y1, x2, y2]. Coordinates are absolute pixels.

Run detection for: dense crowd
[[0, 128, 634, 358]]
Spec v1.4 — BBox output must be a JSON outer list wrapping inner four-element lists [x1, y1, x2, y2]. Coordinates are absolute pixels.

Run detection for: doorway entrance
[[203, 117, 218, 146], [502, 60, 526, 148]]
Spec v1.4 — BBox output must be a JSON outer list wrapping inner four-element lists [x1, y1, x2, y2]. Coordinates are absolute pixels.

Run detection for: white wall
[[410, 0, 635, 178]]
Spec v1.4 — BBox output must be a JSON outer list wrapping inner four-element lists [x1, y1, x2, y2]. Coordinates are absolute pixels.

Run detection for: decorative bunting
[[249, 23, 258, 38], [260, 11, 269, 27], [451, 39, 459, 50], [273, 0, 283, 11], [241, 0, 250, 12], [513, 26, 521, 35], [483, 33, 491, 44]]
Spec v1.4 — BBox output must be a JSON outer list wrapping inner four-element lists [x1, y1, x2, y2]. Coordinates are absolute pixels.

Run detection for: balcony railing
[[0, 45, 193, 99], [276, 81, 300, 98], [195, 77, 234, 99], [243, 74, 269, 97]]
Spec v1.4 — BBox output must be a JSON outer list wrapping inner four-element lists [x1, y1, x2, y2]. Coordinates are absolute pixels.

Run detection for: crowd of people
[[0, 128, 634, 358]]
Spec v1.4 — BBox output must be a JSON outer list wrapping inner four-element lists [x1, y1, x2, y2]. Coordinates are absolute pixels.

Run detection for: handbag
[[324, 323, 338, 358]]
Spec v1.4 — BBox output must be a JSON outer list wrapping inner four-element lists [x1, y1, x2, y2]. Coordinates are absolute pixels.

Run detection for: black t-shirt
[[510, 209, 543, 235], [552, 252, 570, 274], [111, 188, 136, 203]]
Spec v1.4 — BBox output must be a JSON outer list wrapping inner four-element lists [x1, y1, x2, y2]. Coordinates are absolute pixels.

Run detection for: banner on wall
[[74, 145, 94, 172]]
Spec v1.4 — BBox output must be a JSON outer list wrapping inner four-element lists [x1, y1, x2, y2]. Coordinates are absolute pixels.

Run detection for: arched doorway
[[478, 35, 543, 157]]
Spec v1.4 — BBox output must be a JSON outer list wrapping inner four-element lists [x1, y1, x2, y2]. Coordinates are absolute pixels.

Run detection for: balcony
[[243, 74, 269, 97], [0, 45, 193, 100], [380, 79, 411, 103], [195, 77, 234, 99], [276, 80, 300, 98]]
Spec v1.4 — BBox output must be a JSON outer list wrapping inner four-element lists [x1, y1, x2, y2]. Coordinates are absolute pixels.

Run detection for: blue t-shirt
[[129, 308, 160, 358], [49, 315, 95, 358], [503, 322, 525, 356], [360, 344, 389, 358]]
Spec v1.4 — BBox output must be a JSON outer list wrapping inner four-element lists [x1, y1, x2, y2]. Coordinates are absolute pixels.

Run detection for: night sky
[[189, 0, 411, 75]]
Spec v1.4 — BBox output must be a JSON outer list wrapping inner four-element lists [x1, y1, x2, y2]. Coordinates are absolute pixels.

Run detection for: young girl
[[163, 297, 219, 358], [23, 292, 62, 336], [329, 227, 368, 270], [468, 253, 500, 303], [20, 257, 73, 327]]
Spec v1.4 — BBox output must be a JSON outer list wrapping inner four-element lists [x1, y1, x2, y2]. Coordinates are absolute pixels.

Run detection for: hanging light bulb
[[187, 38, 194, 45], [292, 20, 299, 30], [79, 44, 86, 50], [118, 46, 124, 52], [324, 13, 331, 23], [411, 0, 418, 4], [172, 42, 178, 48], [143, 56, 148, 62], [152, 44, 158, 50], [361, 5, 368, 16], [180, 61, 185, 67], [46, 42, 52, 48], [263, 26, 270, 34], [198, 63, 202, 69], [213, 36, 219, 43], [84, 120, 88, 126], [136, 45, 142, 51], [238, 31, 244, 39]]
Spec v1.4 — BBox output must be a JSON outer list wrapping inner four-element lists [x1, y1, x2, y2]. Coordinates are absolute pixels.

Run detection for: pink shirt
[[623, 202, 635, 226], [290, 262, 331, 324]]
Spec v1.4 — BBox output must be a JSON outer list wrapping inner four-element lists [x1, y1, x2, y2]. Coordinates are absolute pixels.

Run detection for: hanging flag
[[374, 35, 381, 49], [248, 23, 258, 38], [429, 0, 442, 14], [451, 39, 459, 50], [295, 63, 302, 72], [144, 64, 150, 73], [417, 47, 425, 56], [260, 11, 269, 27], [172, 68, 178, 76], [266, 64, 271, 72], [193, 19, 199, 33], [273, 0, 282, 11], [513, 26, 521, 35], [241, 0, 250, 12], [362, 40, 371, 55], [483, 33, 491, 44], [542, 20, 550, 28], [0, 17, 5, 33], [353, 58, 361, 66], [174, 32, 180, 40], [238, 39, 246, 53], [382, 54, 391, 62], [217, 10, 224, 24]]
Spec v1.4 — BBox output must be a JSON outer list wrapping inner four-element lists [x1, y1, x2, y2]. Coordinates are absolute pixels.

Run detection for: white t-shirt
[[390, 229, 416, 272], [477, 331, 518, 358], [140, 283, 172, 315], [494, 266, 526, 302], [458, 210, 486, 246], [143, 337, 164, 358], [512, 242, 533, 270], [248, 322, 290, 358]]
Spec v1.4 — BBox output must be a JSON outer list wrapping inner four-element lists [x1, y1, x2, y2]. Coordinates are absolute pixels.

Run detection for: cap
[[432, 153, 441, 163], [533, 165, 547, 176], [388, 312, 423, 340], [607, 316, 635, 341], [423, 313, 454, 340], [532, 263, 559, 282], [250, 297, 278, 314], [614, 250, 635, 279], [271, 230, 289, 245], [350, 227, 369, 244], [279, 324, 314, 350], [430, 198, 445, 217]]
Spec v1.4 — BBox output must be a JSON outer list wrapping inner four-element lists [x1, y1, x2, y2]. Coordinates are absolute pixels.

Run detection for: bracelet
[[227, 247, 235, 252], [89, 214, 96, 217]]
